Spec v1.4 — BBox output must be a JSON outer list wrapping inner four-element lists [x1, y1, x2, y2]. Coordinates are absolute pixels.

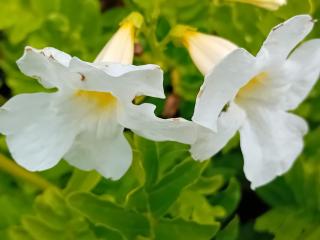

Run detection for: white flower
[[171, 25, 238, 75], [225, 0, 287, 11], [190, 15, 320, 188], [95, 12, 143, 64], [0, 15, 196, 180]]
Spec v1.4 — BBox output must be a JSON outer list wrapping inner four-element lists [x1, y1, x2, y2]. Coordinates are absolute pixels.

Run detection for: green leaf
[[210, 178, 241, 216], [134, 135, 159, 189], [133, 135, 191, 189], [155, 218, 219, 240], [149, 159, 204, 217], [9, 226, 34, 240], [33, 189, 71, 229], [92, 150, 144, 204], [188, 175, 225, 195], [8, 11, 43, 44], [169, 175, 226, 225], [94, 226, 124, 240], [170, 190, 225, 224], [0, 171, 34, 237], [9, 188, 97, 240], [257, 154, 320, 210], [216, 216, 239, 240], [256, 178, 297, 207], [21, 216, 62, 240], [255, 207, 320, 240], [126, 187, 150, 213], [30, 0, 60, 14], [255, 145, 320, 239], [68, 192, 151, 239]]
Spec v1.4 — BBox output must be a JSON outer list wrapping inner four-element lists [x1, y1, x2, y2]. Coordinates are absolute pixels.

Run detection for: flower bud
[[95, 12, 144, 64], [226, 0, 286, 11], [171, 25, 237, 75]]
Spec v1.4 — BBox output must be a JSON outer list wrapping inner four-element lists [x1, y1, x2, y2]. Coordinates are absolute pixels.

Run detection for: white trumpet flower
[[0, 13, 196, 180], [95, 12, 143, 64], [190, 15, 320, 188], [226, 0, 287, 11], [171, 25, 238, 75]]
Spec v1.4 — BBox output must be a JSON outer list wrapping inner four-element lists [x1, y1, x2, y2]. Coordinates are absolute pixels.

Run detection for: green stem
[[0, 153, 55, 190], [139, 1, 169, 68], [158, 34, 172, 49], [308, 0, 315, 15], [64, 169, 101, 194]]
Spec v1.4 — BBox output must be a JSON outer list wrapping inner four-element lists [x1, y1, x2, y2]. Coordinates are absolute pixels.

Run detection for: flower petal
[[257, 15, 314, 61], [69, 58, 165, 100], [192, 48, 256, 131], [94, 12, 143, 64], [63, 98, 131, 180], [235, 64, 290, 109], [185, 32, 238, 75], [42, 47, 72, 66], [283, 39, 320, 110], [94, 22, 135, 65], [239, 104, 308, 189], [65, 129, 132, 180], [17, 47, 78, 89], [118, 102, 196, 144], [0, 93, 51, 135], [190, 103, 246, 161], [3, 94, 79, 171], [228, 0, 286, 11]]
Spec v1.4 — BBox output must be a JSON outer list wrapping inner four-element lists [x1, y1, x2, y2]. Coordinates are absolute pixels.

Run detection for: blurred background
[[0, 0, 320, 239]]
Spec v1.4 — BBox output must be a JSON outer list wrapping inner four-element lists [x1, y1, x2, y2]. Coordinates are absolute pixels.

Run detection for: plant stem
[[0, 153, 55, 190], [64, 169, 101, 194], [309, 0, 315, 14]]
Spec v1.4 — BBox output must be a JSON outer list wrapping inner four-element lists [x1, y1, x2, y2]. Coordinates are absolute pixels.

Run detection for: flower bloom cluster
[[183, 15, 320, 188], [0, 13, 319, 189], [0, 13, 195, 180]]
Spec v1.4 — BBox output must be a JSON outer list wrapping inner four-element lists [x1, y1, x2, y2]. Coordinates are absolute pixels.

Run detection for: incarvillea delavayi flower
[[182, 15, 320, 188], [0, 12, 196, 180]]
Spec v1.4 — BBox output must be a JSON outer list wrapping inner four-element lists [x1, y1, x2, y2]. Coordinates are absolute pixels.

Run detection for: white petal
[[257, 15, 314, 60], [0, 93, 51, 135], [17, 47, 77, 89], [239, 104, 308, 189], [63, 99, 131, 180], [4, 94, 79, 171], [228, 0, 286, 11], [185, 32, 238, 75], [283, 39, 320, 110], [69, 58, 165, 100], [190, 103, 246, 161], [235, 64, 290, 109], [94, 22, 135, 65], [118, 102, 196, 144], [192, 48, 256, 131], [42, 47, 72, 67], [94, 12, 143, 64], [65, 128, 132, 180]]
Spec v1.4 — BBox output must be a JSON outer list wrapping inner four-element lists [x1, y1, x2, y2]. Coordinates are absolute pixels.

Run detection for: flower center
[[236, 72, 268, 98], [75, 90, 117, 109]]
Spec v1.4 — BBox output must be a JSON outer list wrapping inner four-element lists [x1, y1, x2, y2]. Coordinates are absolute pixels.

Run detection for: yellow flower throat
[[75, 90, 117, 109], [237, 72, 268, 98]]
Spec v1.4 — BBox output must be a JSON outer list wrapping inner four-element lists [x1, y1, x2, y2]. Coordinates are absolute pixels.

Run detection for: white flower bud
[[226, 0, 287, 11], [95, 12, 143, 64], [171, 25, 237, 75]]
